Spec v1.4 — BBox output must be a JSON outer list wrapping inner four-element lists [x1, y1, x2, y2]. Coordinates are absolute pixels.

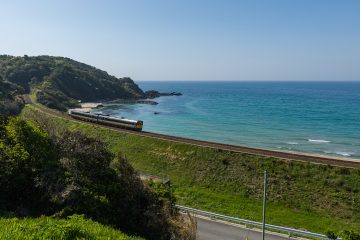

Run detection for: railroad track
[[28, 101, 360, 168]]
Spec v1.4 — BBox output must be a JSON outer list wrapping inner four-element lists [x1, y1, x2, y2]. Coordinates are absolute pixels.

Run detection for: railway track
[[28, 101, 360, 168]]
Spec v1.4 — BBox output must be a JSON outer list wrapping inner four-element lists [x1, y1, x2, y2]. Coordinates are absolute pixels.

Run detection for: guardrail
[[176, 205, 335, 239]]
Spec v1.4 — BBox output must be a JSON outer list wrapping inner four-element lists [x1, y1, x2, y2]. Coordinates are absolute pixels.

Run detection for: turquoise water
[[97, 81, 360, 160]]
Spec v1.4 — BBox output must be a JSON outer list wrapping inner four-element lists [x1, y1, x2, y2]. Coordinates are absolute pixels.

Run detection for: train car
[[68, 109, 143, 131]]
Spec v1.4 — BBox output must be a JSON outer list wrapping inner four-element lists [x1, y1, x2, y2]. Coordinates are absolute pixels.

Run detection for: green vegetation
[[326, 230, 360, 240], [342, 230, 360, 240], [0, 55, 144, 111], [0, 215, 143, 240], [0, 116, 195, 240], [22, 105, 360, 234], [0, 75, 25, 115]]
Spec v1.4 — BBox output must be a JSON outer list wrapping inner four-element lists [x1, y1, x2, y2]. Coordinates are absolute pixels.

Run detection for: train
[[67, 109, 143, 131]]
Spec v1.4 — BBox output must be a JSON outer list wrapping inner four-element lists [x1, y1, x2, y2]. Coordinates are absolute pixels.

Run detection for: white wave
[[335, 151, 353, 157], [308, 139, 331, 143], [286, 142, 299, 145], [324, 150, 354, 157]]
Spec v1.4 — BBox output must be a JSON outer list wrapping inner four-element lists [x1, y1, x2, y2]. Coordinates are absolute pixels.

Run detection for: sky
[[0, 0, 359, 81]]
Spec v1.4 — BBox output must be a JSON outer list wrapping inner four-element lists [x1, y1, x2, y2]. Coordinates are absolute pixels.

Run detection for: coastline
[[72, 81, 360, 160], [74, 106, 360, 161], [135, 130, 360, 165], [30, 100, 360, 166], [77, 90, 183, 111], [136, 81, 360, 160], [78, 104, 360, 161]]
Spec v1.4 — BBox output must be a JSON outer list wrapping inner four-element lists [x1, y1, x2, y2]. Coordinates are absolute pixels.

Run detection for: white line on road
[[195, 215, 307, 240]]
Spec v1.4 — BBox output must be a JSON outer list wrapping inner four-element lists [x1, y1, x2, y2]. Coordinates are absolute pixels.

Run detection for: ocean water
[[97, 81, 360, 160]]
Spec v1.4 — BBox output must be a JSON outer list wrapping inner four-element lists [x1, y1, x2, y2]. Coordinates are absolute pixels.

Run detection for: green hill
[[0, 55, 144, 111]]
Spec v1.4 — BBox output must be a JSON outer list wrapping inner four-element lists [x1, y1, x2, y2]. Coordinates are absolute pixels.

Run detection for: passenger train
[[68, 109, 143, 131]]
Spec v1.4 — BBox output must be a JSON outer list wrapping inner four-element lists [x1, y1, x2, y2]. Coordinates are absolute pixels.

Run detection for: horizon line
[[136, 79, 360, 82]]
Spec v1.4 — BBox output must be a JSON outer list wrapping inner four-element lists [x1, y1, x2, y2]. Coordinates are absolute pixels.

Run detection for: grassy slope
[[22, 105, 360, 234], [0, 215, 143, 240]]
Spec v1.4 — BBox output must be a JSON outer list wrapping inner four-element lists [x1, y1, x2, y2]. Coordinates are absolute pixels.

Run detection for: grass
[[0, 214, 143, 240], [22, 105, 360, 234]]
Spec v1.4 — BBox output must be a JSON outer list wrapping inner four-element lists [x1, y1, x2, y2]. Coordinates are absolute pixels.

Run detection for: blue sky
[[0, 0, 359, 80]]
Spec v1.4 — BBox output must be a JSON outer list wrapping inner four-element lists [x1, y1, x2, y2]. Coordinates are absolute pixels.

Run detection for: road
[[197, 216, 296, 240]]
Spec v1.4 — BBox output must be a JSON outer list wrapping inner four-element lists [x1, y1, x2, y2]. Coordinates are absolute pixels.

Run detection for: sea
[[96, 81, 360, 160]]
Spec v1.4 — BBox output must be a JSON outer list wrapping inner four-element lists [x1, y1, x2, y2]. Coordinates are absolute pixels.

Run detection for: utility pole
[[262, 170, 268, 240]]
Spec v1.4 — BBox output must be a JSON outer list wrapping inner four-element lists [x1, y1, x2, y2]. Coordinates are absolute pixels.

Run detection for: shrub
[[0, 118, 195, 239], [0, 118, 57, 214], [326, 230, 338, 240], [342, 230, 360, 240]]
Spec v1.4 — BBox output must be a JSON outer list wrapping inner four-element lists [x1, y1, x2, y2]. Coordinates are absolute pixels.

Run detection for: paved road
[[197, 216, 295, 240]]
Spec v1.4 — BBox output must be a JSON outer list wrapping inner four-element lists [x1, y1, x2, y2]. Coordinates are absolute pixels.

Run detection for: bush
[[0, 118, 195, 239], [342, 230, 360, 240], [326, 230, 338, 240], [0, 77, 25, 116], [0, 118, 57, 214]]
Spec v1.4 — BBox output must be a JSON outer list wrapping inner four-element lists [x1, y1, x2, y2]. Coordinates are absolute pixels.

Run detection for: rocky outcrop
[[144, 90, 182, 99]]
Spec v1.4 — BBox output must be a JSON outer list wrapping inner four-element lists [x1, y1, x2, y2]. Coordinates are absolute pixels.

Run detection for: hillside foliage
[[0, 215, 144, 240], [0, 55, 144, 111], [0, 75, 25, 115], [0, 117, 194, 240]]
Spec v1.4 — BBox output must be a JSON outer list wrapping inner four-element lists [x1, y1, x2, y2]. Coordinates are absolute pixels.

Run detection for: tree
[[0, 118, 56, 214]]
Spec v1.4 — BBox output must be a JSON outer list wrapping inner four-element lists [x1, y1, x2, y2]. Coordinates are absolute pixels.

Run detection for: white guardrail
[[176, 205, 336, 239]]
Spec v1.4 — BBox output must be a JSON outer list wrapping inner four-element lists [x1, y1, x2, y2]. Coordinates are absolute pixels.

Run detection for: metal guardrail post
[[175, 205, 338, 239], [262, 170, 267, 240]]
